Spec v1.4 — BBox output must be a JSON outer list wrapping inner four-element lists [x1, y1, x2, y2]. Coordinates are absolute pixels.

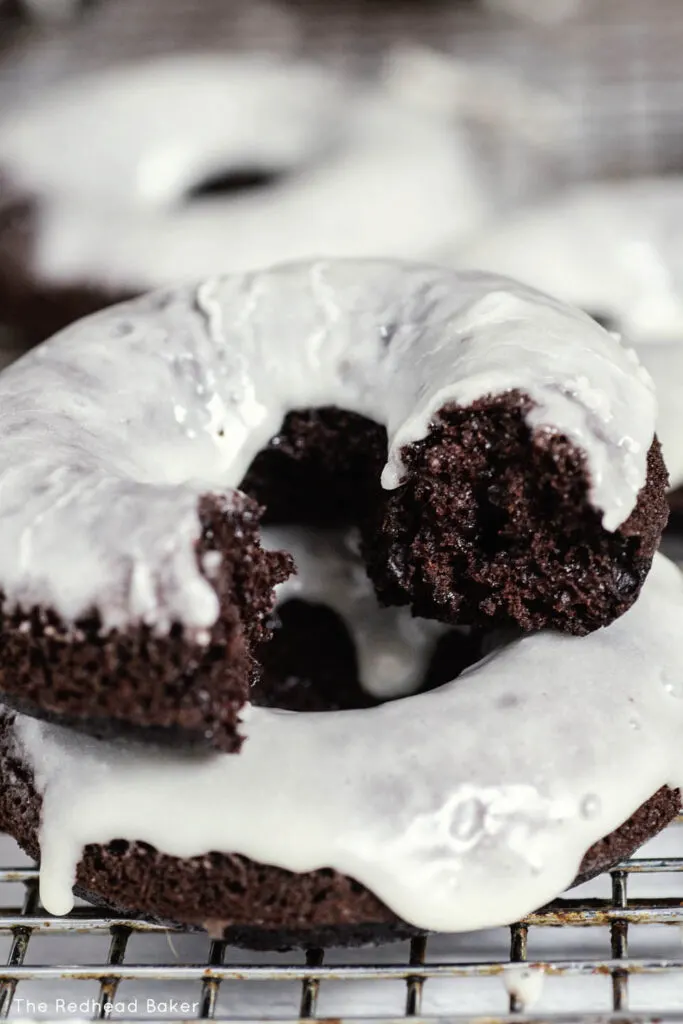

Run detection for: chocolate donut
[[1, 549, 682, 945], [456, 178, 683, 341], [0, 259, 667, 748], [0, 257, 677, 946], [0, 53, 486, 340]]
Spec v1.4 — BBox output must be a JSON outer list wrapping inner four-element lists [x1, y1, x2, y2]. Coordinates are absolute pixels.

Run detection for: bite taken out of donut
[[0, 259, 667, 752]]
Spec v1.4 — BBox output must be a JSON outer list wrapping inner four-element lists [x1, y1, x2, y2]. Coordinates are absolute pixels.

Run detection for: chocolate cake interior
[[0, 493, 292, 751], [243, 400, 668, 639], [243, 409, 486, 712]]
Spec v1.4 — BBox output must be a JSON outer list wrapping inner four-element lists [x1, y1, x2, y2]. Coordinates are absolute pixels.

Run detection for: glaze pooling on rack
[[0, 261, 655, 633], [503, 965, 545, 1009], [0, 260, 656, 632], [0, 53, 488, 289], [10, 552, 683, 928]]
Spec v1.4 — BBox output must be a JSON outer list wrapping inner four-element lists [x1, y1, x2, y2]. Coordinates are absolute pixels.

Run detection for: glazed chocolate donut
[[0, 53, 486, 340], [0, 257, 678, 946], [0, 259, 668, 750], [1, 549, 682, 944], [457, 179, 683, 342]]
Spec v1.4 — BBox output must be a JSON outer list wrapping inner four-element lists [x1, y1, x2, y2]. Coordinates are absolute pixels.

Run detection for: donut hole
[[422, 628, 490, 692], [252, 599, 486, 713], [184, 167, 285, 203], [242, 408, 399, 711], [239, 406, 504, 708], [242, 407, 386, 526], [254, 600, 368, 713]]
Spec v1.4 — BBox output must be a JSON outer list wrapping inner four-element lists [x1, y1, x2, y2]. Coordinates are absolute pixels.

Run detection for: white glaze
[[454, 178, 683, 341], [11, 552, 683, 928], [261, 526, 448, 700], [0, 260, 655, 633], [503, 966, 545, 1009], [0, 56, 342, 207], [0, 54, 488, 290], [383, 45, 567, 152]]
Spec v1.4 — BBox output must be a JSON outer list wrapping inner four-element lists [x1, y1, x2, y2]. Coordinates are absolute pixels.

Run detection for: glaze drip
[[12, 553, 683, 930], [261, 526, 449, 700]]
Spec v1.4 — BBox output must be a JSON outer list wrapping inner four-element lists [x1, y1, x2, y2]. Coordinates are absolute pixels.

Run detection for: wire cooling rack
[[0, 822, 682, 1023]]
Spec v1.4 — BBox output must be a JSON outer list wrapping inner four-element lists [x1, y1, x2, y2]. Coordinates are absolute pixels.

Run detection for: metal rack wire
[[0, 828, 681, 1023]]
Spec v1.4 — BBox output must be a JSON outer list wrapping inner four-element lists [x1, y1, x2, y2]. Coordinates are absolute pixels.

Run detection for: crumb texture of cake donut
[[0, 492, 292, 752], [1, 552, 683, 943], [0, 52, 487, 339], [0, 259, 667, 744]]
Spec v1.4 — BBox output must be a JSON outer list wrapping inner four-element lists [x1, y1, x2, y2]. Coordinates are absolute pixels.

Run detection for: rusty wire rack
[[0, 823, 681, 1023]]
